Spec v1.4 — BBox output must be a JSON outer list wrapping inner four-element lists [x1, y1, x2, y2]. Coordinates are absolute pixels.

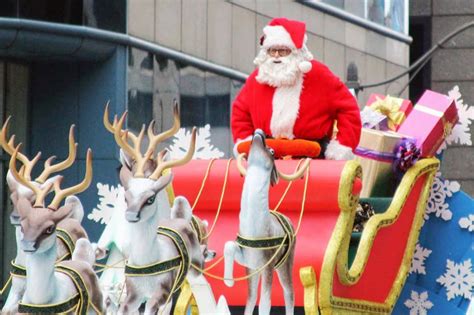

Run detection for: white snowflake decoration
[[459, 215, 474, 232], [437, 85, 474, 154], [437, 259, 474, 301], [167, 124, 224, 160], [410, 243, 432, 275], [404, 290, 434, 315], [88, 183, 126, 225], [424, 172, 460, 222]]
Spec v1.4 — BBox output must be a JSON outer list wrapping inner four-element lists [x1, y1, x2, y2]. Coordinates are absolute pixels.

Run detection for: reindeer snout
[[125, 210, 140, 222], [21, 240, 37, 252], [9, 212, 20, 225]]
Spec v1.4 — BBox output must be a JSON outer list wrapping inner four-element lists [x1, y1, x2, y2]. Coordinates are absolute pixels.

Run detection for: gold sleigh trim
[[314, 158, 438, 314]]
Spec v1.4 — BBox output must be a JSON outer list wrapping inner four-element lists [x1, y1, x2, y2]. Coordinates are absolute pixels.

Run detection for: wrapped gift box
[[366, 94, 413, 131], [397, 90, 458, 157], [355, 128, 409, 197]]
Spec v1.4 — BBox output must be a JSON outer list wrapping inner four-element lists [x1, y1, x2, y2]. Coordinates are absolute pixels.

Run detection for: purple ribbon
[[354, 147, 396, 162], [355, 138, 421, 178]]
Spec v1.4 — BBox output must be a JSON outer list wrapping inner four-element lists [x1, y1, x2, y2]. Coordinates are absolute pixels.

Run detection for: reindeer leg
[[223, 241, 244, 287], [276, 251, 295, 315], [259, 267, 273, 315], [244, 268, 260, 315], [145, 278, 172, 315], [118, 279, 142, 314]]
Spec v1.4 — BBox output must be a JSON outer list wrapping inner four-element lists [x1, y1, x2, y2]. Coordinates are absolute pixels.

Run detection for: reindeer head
[[8, 144, 92, 253], [104, 101, 196, 223], [237, 129, 311, 185], [0, 117, 77, 226]]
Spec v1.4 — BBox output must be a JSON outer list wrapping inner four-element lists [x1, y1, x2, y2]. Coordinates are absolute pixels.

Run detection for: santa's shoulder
[[305, 60, 341, 81]]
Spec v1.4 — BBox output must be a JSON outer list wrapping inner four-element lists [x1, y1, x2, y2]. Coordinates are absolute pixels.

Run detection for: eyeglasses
[[267, 47, 292, 57]]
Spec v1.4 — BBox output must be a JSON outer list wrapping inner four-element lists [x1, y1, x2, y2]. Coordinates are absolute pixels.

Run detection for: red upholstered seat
[[172, 159, 359, 306]]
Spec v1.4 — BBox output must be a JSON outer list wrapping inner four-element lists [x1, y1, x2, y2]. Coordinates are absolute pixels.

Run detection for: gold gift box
[[355, 128, 406, 198]]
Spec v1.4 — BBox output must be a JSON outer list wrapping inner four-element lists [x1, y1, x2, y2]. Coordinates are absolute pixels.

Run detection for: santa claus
[[231, 17, 361, 160]]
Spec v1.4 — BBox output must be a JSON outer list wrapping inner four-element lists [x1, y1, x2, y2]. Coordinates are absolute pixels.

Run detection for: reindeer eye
[[45, 225, 55, 235], [268, 148, 275, 156], [145, 196, 156, 205]]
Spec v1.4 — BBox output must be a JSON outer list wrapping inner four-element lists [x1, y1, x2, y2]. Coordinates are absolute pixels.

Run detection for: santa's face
[[254, 46, 304, 87]]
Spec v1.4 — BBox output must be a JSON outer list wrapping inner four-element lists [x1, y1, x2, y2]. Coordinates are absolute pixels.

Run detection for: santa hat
[[260, 17, 313, 73]]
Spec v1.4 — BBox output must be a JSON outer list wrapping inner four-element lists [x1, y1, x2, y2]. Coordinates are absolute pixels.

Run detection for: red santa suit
[[231, 18, 361, 160]]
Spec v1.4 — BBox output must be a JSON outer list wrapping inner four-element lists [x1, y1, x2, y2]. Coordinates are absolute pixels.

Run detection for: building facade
[[0, 0, 412, 307], [410, 0, 474, 196]]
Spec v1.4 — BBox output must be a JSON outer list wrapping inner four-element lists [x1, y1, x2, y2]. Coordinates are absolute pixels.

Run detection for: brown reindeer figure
[[102, 102, 208, 314], [224, 129, 310, 315], [0, 118, 89, 314], [9, 144, 104, 314]]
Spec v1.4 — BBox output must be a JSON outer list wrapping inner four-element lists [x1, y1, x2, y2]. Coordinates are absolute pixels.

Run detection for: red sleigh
[[171, 157, 438, 314]]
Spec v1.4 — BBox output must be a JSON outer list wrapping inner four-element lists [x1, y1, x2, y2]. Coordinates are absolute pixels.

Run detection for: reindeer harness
[[9, 260, 26, 278], [56, 228, 76, 260], [124, 226, 190, 292], [9, 229, 76, 281], [236, 211, 295, 268], [18, 265, 94, 315]]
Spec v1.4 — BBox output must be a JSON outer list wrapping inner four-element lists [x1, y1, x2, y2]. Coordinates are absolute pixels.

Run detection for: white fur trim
[[262, 25, 295, 49], [270, 75, 303, 139], [233, 135, 253, 158], [325, 140, 354, 160], [298, 60, 312, 73]]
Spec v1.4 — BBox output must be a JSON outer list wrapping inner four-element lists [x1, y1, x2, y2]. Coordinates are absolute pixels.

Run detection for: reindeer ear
[[119, 164, 133, 190], [6, 170, 19, 191], [152, 173, 173, 193], [64, 195, 84, 222], [52, 203, 74, 222], [16, 197, 32, 218], [40, 175, 60, 191], [119, 149, 133, 170], [270, 165, 279, 186], [171, 196, 192, 220]]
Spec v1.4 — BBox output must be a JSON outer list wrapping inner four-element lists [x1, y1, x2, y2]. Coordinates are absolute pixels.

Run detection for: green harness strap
[[157, 226, 190, 292], [124, 256, 181, 277], [18, 265, 90, 315], [235, 211, 295, 269], [190, 215, 203, 243], [56, 228, 75, 261], [123, 226, 190, 293], [10, 260, 26, 278]]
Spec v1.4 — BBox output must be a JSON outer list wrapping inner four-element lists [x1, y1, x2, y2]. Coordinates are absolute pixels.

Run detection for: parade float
[[0, 7, 471, 315], [0, 85, 472, 315]]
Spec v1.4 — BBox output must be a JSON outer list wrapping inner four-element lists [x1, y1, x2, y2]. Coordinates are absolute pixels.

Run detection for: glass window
[[0, 0, 17, 17], [83, 0, 126, 33], [19, 0, 83, 25], [127, 49, 245, 159], [321, 0, 408, 34], [2, 1, 126, 33]]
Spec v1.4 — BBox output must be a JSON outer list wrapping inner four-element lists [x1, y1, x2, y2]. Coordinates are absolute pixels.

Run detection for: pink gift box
[[397, 90, 458, 157]]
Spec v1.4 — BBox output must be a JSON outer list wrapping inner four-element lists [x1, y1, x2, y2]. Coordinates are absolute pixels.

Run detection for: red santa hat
[[260, 17, 313, 73]]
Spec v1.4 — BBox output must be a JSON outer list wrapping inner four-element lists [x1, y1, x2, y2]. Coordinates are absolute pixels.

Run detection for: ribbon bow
[[370, 96, 406, 131]]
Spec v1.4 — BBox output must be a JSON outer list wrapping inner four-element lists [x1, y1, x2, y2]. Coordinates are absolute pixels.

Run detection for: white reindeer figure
[[0, 120, 88, 314], [103, 102, 205, 314], [8, 143, 104, 314], [224, 129, 310, 315]]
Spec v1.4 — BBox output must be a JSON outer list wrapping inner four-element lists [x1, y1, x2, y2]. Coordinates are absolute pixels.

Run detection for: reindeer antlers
[[10, 145, 93, 209], [104, 100, 195, 178], [0, 117, 41, 181], [35, 125, 78, 184], [49, 149, 93, 210], [0, 117, 78, 183]]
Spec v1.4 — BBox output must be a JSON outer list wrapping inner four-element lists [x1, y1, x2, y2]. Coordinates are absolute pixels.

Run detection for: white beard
[[254, 49, 305, 139], [254, 49, 304, 87]]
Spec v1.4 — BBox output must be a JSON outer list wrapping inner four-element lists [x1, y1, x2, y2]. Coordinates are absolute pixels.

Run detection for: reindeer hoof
[[224, 279, 235, 287]]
